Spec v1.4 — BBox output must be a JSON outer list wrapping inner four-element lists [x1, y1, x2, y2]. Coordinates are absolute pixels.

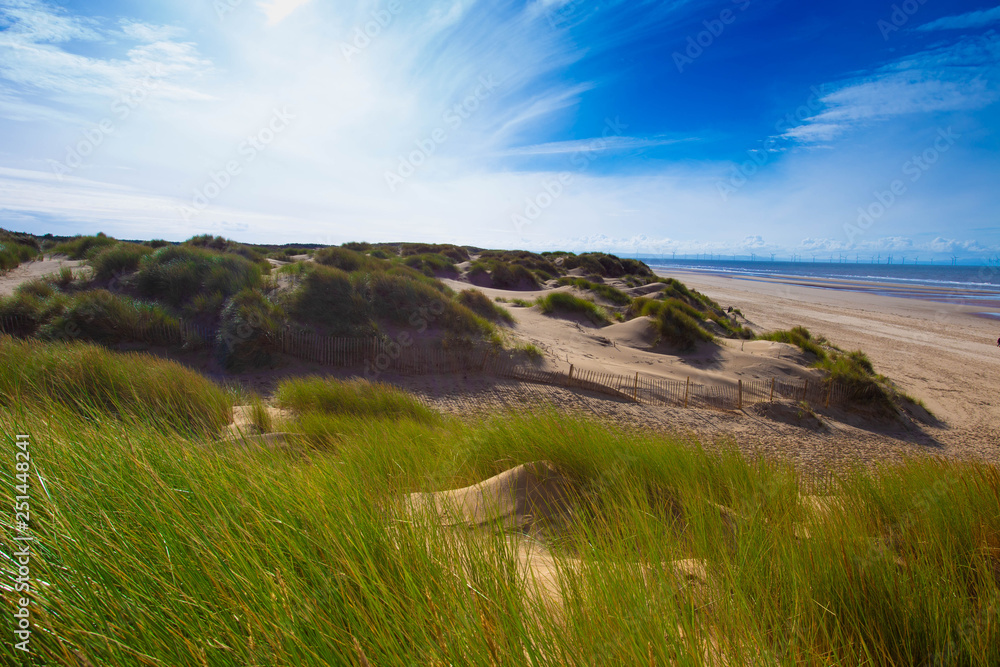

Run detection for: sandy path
[[0, 255, 83, 296]]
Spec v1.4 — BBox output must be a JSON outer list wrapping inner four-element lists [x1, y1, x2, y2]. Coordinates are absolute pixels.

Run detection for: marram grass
[[0, 345, 998, 665]]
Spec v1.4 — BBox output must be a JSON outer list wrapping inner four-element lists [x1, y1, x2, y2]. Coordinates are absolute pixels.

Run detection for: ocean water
[[644, 259, 1000, 306]]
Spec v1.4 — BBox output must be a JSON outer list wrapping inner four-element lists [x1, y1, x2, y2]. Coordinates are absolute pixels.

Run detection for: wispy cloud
[[783, 33, 1000, 143], [916, 6, 1000, 32], [497, 135, 690, 157], [0, 0, 212, 110]]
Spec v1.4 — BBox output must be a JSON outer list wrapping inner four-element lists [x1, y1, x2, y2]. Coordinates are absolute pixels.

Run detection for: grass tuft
[[0, 337, 230, 431], [536, 291, 610, 325]]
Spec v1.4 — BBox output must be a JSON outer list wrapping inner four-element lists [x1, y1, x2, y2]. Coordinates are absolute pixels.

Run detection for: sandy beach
[[659, 268, 1000, 459]]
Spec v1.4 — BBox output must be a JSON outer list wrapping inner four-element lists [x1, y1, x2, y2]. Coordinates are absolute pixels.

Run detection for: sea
[[642, 259, 1000, 317]]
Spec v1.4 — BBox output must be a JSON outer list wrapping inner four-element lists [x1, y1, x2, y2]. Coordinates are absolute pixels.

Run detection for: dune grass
[[216, 288, 285, 370], [88, 241, 154, 281], [470, 259, 541, 290], [0, 238, 39, 272], [759, 325, 828, 359], [556, 276, 631, 305], [276, 376, 439, 424], [637, 299, 714, 349], [134, 245, 265, 308], [402, 252, 458, 276], [49, 233, 117, 259], [0, 337, 230, 432], [456, 288, 515, 324], [761, 326, 904, 411], [536, 291, 610, 325], [1, 368, 997, 666]]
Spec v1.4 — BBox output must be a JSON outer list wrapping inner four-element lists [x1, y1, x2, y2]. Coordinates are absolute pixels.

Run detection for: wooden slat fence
[[0, 316, 875, 413]]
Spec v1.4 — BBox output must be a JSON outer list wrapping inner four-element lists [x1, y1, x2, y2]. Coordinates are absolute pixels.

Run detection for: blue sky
[[0, 0, 998, 259]]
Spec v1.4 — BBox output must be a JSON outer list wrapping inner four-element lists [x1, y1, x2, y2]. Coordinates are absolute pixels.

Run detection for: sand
[[661, 269, 1000, 462], [4, 252, 995, 471], [0, 255, 83, 296]]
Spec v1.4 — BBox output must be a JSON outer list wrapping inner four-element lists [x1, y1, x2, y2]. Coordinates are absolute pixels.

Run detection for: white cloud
[[118, 19, 184, 43], [783, 33, 1000, 143], [257, 0, 315, 26], [0, 1, 212, 110], [0, 0, 100, 42], [916, 6, 1000, 32], [497, 135, 689, 157]]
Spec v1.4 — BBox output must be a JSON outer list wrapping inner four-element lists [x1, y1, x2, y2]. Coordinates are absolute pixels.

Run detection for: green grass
[[276, 376, 439, 424], [313, 246, 378, 273], [536, 291, 610, 325], [402, 253, 458, 277], [518, 342, 544, 359], [470, 259, 541, 290], [0, 239, 39, 272], [216, 289, 285, 370], [556, 277, 632, 305], [283, 264, 373, 336], [2, 378, 997, 666], [88, 241, 154, 281], [562, 252, 653, 278], [759, 325, 828, 360], [134, 244, 264, 308], [39, 289, 180, 346], [649, 301, 714, 349], [760, 327, 912, 413], [0, 337, 230, 432], [456, 289, 515, 324], [49, 233, 117, 259], [247, 396, 274, 433]]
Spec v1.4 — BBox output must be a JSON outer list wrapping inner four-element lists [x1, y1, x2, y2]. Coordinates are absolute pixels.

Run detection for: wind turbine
[[770, 253, 776, 261], [951, 255, 958, 266]]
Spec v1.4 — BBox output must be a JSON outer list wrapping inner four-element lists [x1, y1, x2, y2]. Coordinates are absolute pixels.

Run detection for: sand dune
[[407, 461, 574, 531]]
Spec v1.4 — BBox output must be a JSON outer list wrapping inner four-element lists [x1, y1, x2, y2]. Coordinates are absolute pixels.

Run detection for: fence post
[[802, 379, 809, 402], [683, 377, 690, 409], [769, 377, 775, 403], [738, 379, 743, 410], [567, 364, 574, 386], [633, 372, 639, 401], [825, 383, 831, 409]]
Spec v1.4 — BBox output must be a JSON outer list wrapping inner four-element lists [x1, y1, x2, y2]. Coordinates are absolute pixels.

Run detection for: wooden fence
[[0, 316, 873, 412]]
